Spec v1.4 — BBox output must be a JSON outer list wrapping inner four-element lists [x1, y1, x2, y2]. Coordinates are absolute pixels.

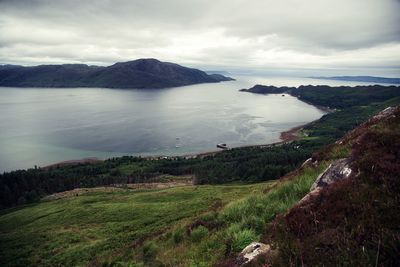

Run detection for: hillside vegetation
[[0, 184, 270, 266], [260, 106, 400, 266]]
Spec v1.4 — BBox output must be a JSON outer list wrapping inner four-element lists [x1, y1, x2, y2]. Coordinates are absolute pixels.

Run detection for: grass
[[147, 163, 329, 266], [0, 184, 267, 266], [221, 163, 328, 231], [0, 162, 327, 267]]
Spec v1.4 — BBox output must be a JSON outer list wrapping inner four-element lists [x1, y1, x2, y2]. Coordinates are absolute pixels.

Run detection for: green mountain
[[0, 59, 234, 89]]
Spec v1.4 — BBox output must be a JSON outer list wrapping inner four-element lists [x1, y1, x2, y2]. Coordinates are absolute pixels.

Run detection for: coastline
[[42, 123, 307, 169], [42, 157, 103, 169]]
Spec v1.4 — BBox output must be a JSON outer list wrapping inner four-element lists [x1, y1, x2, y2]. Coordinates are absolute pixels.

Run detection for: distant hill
[[311, 75, 400, 84], [0, 58, 234, 89], [206, 70, 231, 75], [241, 84, 400, 109]]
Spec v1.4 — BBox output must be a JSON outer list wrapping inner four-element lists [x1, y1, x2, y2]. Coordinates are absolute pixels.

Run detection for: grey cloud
[[0, 0, 399, 71]]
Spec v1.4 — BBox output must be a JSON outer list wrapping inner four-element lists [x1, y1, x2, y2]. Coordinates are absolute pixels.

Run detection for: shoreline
[[185, 123, 306, 159], [42, 123, 307, 169]]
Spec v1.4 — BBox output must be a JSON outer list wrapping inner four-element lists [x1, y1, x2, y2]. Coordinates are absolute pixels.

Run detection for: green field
[[0, 183, 273, 266], [0, 158, 328, 267]]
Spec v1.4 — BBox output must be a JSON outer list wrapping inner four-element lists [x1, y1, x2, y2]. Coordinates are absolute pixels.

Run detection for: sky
[[0, 0, 400, 76]]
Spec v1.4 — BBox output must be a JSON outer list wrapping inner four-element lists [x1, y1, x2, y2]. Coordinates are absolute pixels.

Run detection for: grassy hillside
[[0, 183, 270, 266], [0, 141, 345, 266], [0, 163, 333, 266], [264, 106, 400, 266]]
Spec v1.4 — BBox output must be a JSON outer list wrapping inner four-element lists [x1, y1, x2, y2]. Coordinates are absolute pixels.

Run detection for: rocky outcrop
[[236, 242, 271, 266], [310, 158, 352, 191], [271, 105, 400, 266], [299, 158, 353, 205]]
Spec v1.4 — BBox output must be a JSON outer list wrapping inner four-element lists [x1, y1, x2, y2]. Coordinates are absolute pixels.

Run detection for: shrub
[[142, 241, 158, 263], [173, 228, 185, 244], [232, 229, 258, 252], [190, 225, 209, 243], [226, 223, 242, 238], [17, 196, 26, 205], [222, 201, 248, 222], [200, 211, 218, 222], [243, 215, 265, 235]]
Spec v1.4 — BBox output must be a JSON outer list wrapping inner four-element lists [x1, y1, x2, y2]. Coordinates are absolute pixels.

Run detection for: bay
[[0, 75, 385, 172]]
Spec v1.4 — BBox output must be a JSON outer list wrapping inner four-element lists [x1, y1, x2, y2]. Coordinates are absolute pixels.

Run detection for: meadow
[[0, 159, 329, 266], [0, 183, 270, 266]]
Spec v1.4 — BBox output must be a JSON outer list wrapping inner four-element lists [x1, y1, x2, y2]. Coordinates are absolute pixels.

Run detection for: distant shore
[[42, 157, 103, 169]]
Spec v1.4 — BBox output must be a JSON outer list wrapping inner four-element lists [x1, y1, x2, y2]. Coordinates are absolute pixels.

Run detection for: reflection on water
[[1, 74, 377, 172]]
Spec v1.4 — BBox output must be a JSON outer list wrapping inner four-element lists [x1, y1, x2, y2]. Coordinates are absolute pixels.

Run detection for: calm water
[[0, 75, 386, 172]]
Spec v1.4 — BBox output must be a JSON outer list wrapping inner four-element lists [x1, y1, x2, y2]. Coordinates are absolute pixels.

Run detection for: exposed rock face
[[310, 158, 352, 191], [299, 158, 352, 205], [297, 106, 399, 207], [236, 242, 271, 266], [370, 106, 397, 120]]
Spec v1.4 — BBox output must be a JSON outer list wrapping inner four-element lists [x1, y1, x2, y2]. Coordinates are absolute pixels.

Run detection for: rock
[[310, 158, 352, 191], [299, 158, 352, 205], [236, 242, 271, 266], [371, 106, 396, 120], [301, 158, 312, 168]]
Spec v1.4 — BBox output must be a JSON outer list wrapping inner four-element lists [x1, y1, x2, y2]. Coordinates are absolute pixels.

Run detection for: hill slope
[[0, 59, 234, 89], [253, 106, 400, 266]]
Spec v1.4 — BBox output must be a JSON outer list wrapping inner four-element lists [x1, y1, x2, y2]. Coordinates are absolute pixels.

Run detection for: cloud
[[0, 0, 399, 72]]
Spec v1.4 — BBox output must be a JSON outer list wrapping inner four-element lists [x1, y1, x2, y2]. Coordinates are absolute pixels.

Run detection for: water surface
[[2, 75, 378, 172]]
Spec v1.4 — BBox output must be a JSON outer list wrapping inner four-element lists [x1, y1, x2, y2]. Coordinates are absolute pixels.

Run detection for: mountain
[[0, 58, 234, 89], [311, 75, 400, 84]]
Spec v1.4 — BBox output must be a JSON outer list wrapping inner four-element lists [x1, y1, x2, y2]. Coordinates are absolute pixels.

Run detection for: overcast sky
[[0, 0, 399, 74]]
